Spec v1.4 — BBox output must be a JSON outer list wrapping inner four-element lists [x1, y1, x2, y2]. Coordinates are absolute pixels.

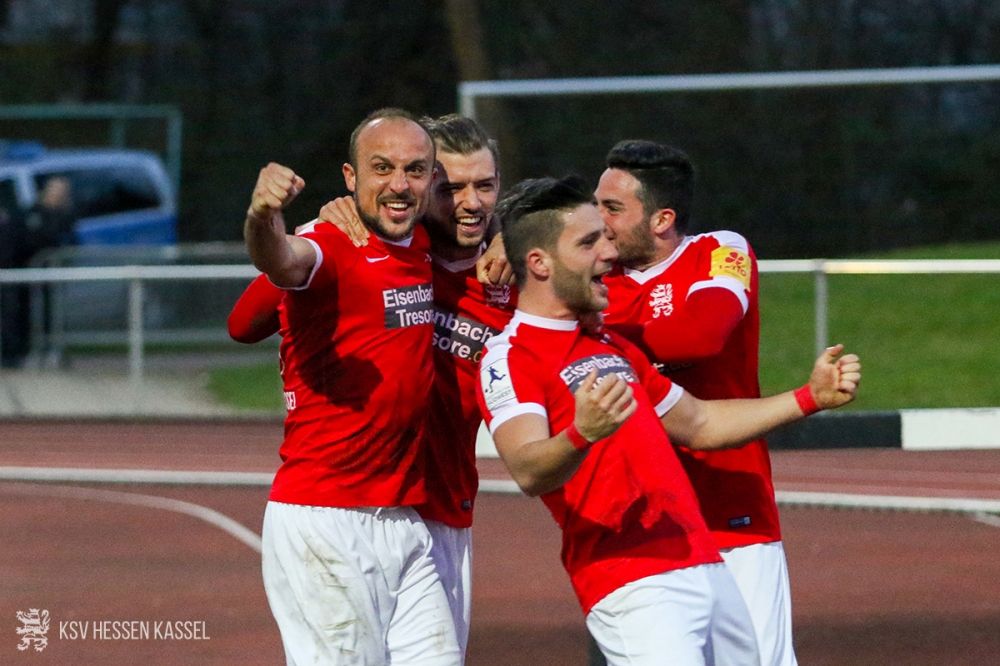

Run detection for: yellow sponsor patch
[[709, 246, 751, 289]]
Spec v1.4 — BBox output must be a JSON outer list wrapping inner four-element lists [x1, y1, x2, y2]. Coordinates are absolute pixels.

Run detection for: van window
[[35, 167, 161, 218]]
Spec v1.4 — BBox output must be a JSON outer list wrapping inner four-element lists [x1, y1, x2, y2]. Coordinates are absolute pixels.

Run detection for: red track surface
[[3, 420, 1000, 665]]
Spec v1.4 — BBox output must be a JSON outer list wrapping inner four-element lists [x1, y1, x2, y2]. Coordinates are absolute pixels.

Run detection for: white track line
[[972, 512, 1000, 529], [0, 466, 274, 485], [4, 466, 1000, 518], [776, 490, 1000, 514], [0, 482, 263, 552]]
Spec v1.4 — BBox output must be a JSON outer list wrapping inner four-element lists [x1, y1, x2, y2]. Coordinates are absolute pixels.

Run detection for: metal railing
[[2, 259, 1000, 387], [759, 259, 1000, 358], [0, 264, 259, 388]]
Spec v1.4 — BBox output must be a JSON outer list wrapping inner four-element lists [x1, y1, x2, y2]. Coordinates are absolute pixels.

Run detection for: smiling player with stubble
[[243, 108, 461, 666]]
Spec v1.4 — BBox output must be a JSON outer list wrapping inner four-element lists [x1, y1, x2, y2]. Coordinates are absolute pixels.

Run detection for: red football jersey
[[416, 253, 516, 528], [476, 311, 722, 614], [270, 226, 435, 508], [603, 231, 782, 549]]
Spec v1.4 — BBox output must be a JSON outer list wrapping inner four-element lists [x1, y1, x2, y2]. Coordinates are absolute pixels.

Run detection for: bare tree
[[442, 0, 522, 180], [81, 0, 129, 101]]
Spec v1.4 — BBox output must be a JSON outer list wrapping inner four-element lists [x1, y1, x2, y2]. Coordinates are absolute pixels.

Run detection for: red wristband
[[794, 385, 821, 416], [565, 423, 593, 451]]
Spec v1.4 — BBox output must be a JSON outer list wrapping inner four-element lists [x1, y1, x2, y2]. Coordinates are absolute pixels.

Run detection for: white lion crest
[[16, 609, 50, 652], [648, 283, 673, 318]]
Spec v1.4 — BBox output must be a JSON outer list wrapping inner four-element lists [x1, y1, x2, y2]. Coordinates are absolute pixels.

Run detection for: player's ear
[[342, 163, 357, 193], [526, 247, 552, 280], [651, 208, 676, 236]]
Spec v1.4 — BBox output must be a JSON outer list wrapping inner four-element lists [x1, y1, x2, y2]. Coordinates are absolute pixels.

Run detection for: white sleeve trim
[[688, 276, 749, 314], [654, 383, 685, 417], [270, 237, 324, 291], [488, 402, 548, 435]]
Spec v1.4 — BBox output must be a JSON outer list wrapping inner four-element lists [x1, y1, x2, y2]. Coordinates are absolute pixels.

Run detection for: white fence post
[[814, 260, 828, 358], [128, 278, 145, 394]]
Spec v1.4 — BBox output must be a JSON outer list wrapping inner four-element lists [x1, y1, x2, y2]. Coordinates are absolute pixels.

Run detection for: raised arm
[[244, 163, 316, 288], [608, 287, 745, 363], [492, 370, 637, 496], [662, 345, 861, 450]]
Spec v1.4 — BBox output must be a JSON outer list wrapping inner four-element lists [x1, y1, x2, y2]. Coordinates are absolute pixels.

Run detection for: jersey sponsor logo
[[481, 358, 516, 412], [383, 282, 435, 329], [728, 515, 752, 529], [559, 354, 638, 393], [432, 308, 501, 363], [648, 283, 674, 318], [484, 284, 513, 308], [709, 246, 752, 289]]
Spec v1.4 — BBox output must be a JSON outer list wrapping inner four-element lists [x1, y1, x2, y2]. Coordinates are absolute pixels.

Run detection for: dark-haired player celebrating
[[595, 140, 794, 666], [477, 175, 860, 666]]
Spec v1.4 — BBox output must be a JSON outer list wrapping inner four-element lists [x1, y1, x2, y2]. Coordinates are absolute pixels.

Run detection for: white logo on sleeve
[[481, 358, 516, 412]]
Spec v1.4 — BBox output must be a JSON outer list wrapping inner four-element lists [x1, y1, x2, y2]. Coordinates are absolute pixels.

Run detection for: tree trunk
[[442, 0, 522, 184]]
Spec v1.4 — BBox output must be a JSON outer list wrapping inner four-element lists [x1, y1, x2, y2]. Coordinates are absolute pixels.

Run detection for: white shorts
[[425, 521, 472, 663], [261, 501, 461, 666], [720, 542, 797, 666], [586, 562, 760, 666]]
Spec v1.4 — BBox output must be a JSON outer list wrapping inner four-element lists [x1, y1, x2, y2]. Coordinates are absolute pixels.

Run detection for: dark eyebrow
[[579, 229, 603, 245]]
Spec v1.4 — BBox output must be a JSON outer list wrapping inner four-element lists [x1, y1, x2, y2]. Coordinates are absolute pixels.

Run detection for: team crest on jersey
[[709, 246, 751, 289], [648, 283, 673, 318], [484, 284, 513, 308], [481, 358, 516, 412]]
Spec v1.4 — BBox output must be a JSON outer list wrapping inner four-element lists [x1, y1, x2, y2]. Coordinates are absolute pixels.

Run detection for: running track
[[2, 420, 999, 665]]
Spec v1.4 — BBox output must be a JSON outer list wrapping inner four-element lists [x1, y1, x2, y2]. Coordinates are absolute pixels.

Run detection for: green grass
[[206, 363, 285, 412], [207, 241, 1000, 411], [759, 241, 1000, 409]]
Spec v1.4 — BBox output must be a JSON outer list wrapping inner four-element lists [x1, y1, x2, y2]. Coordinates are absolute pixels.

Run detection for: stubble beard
[[552, 259, 603, 315], [614, 217, 657, 270], [355, 193, 419, 242]]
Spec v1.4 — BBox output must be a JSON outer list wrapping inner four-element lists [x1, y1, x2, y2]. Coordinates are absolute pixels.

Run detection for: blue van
[[0, 143, 179, 365], [0, 141, 177, 248]]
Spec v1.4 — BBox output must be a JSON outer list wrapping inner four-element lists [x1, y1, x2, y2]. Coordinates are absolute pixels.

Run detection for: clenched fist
[[247, 163, 306, 224]]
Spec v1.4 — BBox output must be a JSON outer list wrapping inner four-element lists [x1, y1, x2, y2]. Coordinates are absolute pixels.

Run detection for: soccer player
[[476, 175, 860, 666], [242, 108, 461, 665], [232, 114, 515, 662], [596, 140, 794, 666]]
